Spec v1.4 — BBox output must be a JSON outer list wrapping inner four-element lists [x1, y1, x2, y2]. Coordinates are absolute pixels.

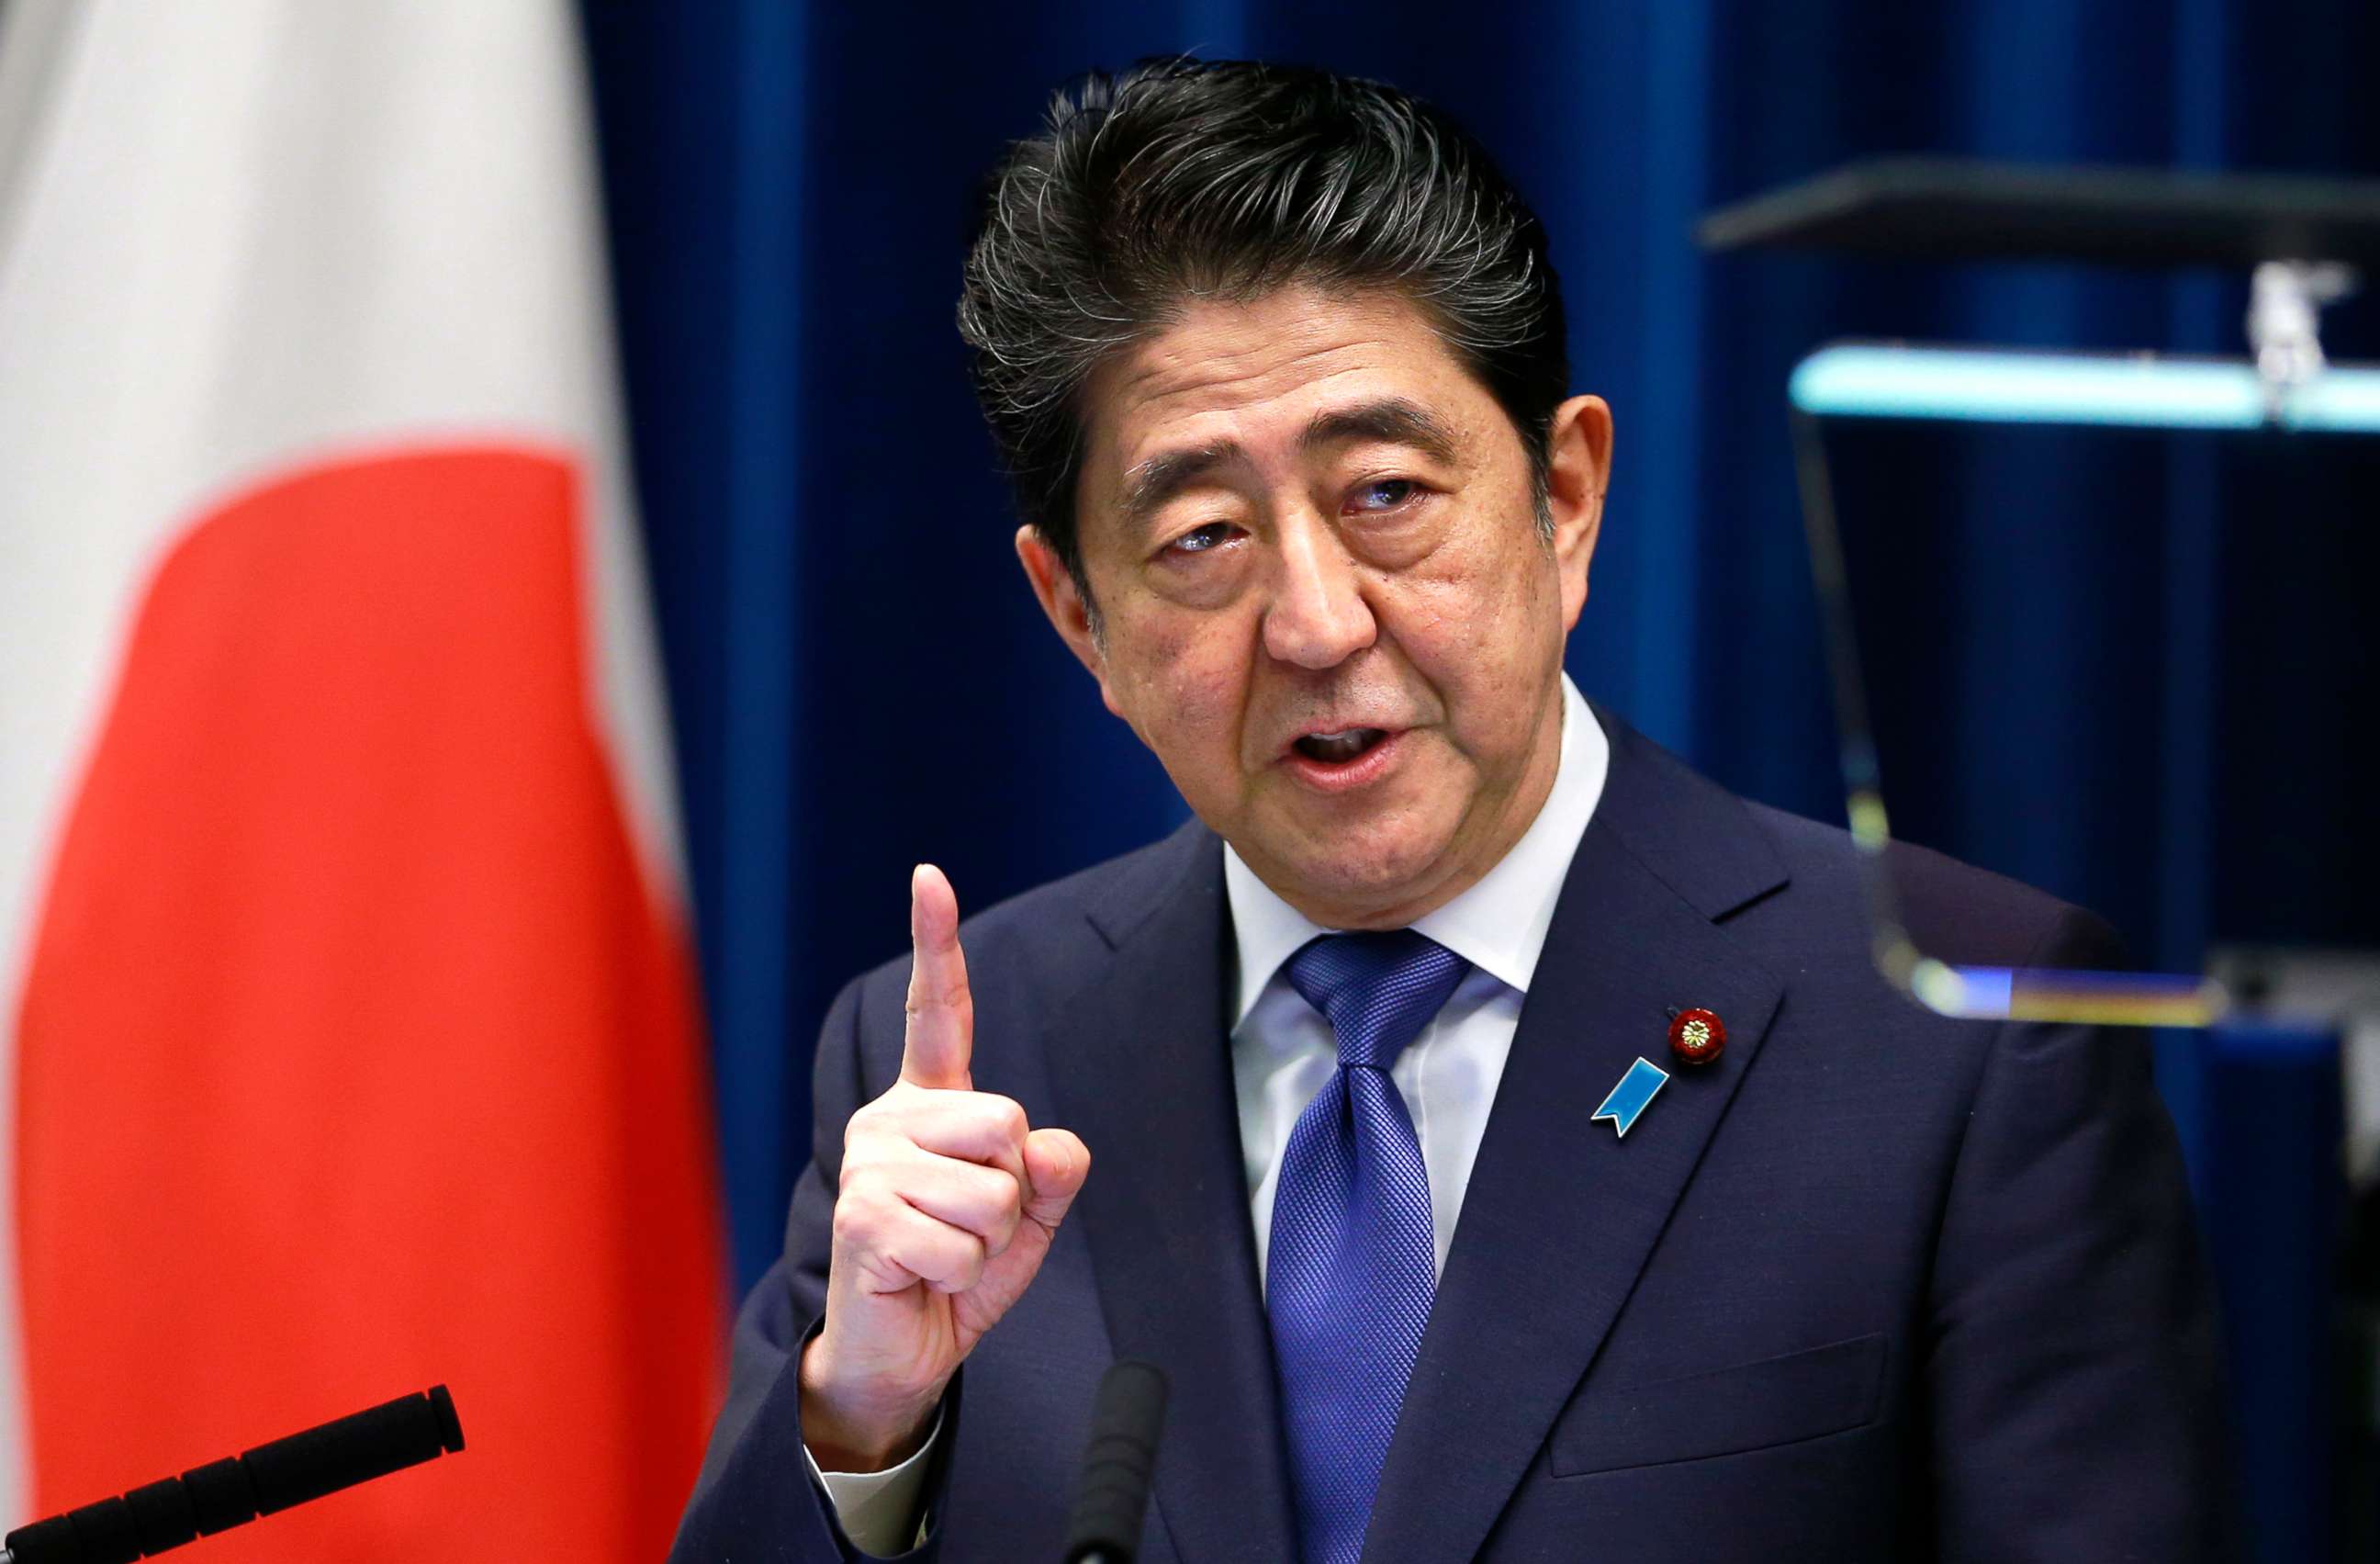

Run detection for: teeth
[[1296, 729, 1383, 763]]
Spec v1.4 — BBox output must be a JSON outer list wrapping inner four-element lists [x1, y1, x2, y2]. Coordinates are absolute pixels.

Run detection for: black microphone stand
[[2, 1386, 461, 1564]]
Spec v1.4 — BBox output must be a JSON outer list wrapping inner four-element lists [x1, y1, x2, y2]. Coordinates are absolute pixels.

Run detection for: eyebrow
[[1116, 397, 1462, 531], [1301, 398, 1460, 467]]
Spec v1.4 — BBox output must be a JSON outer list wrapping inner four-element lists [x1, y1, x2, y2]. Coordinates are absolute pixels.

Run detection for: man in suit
[[673, 59, 2232, 1562]]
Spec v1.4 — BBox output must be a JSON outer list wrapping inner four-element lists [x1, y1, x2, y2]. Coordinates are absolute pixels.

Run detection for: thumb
[[1020, 1128, 1090, 1230]]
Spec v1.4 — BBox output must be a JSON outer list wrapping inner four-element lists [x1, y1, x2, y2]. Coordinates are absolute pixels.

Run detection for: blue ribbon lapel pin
[[1590, 1057, 1670, 1139]]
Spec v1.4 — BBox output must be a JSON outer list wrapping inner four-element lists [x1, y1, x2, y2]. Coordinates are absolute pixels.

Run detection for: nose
[[1261, 510, 1376, 669]]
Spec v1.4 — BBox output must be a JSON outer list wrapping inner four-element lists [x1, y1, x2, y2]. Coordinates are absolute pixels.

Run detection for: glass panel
[[1791, 343, 2380, 1026]]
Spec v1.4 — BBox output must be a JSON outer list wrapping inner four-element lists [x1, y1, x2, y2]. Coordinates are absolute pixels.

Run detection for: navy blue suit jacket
[[674, 713, 2235, 1562]]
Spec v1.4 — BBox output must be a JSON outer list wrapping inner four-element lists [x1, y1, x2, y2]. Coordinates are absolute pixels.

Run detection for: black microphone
[[1061, 1361, 1168, 1564], [3, 1385, 463, 1564]]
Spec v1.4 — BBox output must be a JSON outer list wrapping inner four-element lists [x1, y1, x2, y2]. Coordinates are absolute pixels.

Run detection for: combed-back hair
[[958, 58, 1570, 590]]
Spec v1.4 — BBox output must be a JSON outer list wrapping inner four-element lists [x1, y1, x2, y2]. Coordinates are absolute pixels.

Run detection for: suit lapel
[[1363, 719, 1790, 1563], [1043, 825, 1299, 1563]]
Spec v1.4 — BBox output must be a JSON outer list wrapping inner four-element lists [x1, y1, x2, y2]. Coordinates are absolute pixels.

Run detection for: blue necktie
[[1268, 930, 1469, 1564]]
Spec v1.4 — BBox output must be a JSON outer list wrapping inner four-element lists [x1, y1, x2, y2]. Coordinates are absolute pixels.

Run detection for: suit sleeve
[[670, 975, 957, 1563], [1924, 908, 2241, 1561]]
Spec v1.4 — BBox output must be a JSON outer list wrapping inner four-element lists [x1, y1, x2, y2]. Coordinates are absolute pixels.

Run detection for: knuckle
[[967, 1169, 1023, 1244], [833, 1177, 902, 1241], [984, 1094, 1028, 1144], [831, 1190, 874, 1249], [845, 1092, 897, 1142], [906, 1227, 971, 1286], [952, 1234, 988, 1287]]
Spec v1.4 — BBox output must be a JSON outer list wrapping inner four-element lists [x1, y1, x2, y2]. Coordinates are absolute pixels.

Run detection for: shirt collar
[[1222, 674, 1610, 1025]]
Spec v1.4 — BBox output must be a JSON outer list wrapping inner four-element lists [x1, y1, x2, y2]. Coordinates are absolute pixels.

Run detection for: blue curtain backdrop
[[581, 2, 2375, 1547]]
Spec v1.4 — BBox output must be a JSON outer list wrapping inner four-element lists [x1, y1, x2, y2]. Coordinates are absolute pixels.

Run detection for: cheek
[[1401, 547, 1514, 644], [1391, 532, 1561, 732], [1105, 605, 1248, 754]]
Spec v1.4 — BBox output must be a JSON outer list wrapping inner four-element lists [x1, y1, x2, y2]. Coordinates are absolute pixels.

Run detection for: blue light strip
[[1791, 344, 2380, 433], [1907, 959, 2228, 1027]]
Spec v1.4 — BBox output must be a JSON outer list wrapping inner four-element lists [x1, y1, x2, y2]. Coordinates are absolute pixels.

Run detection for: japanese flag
[[0, 1, 724, 1556]]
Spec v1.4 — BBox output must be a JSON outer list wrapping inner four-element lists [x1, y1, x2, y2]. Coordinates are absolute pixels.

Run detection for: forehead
[[1075, 286, 1505, 501]]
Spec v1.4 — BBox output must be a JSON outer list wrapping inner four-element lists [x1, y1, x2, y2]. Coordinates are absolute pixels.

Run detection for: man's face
[[1018, 285, 1611, 929]]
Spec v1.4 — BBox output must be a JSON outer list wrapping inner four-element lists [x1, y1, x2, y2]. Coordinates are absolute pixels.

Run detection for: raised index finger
[[901, 862, 974, 1089]]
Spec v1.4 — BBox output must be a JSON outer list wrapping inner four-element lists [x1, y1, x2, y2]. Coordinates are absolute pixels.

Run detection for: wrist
[[799, 1334, 944, 1474]]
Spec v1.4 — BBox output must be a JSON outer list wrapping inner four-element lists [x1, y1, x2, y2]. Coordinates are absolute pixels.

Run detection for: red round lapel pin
[[1667, 1007, 1726, 1067]]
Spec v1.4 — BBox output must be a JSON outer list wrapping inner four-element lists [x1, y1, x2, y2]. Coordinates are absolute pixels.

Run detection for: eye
[[1348, 478, 1421, 513], [1162, 521, 1238, 557]]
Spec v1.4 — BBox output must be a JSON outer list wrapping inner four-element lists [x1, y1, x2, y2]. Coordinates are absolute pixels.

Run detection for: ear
[[1544, 394, 1613, 631], [1015, 524, 1127, 718]]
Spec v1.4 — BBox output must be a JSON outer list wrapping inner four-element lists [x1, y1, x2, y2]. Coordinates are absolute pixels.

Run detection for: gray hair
[[958, 58, 1570, 591]]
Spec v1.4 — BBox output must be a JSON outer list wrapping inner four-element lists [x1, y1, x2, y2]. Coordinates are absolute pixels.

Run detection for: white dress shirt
[[815, 677, 1610, 1555]]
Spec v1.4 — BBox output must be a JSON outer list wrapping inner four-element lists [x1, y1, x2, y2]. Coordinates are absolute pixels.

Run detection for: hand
[[799, 863, 1092, 1472]]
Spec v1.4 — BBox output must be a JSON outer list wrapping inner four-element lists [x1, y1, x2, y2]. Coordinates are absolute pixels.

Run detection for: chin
[[1264, 816, 1460, 924]]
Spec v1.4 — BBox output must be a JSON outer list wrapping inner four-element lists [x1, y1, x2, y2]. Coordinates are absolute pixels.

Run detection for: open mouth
[[1292, 728, 1390, 764]]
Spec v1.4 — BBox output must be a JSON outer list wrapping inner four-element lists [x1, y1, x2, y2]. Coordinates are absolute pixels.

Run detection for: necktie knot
[[1285, 930, 1469, 1073]]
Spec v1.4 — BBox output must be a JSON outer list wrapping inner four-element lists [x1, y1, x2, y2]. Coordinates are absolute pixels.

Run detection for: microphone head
[[427, 1384, 465, 1454], [1061, 1361, 1169, 1564]]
